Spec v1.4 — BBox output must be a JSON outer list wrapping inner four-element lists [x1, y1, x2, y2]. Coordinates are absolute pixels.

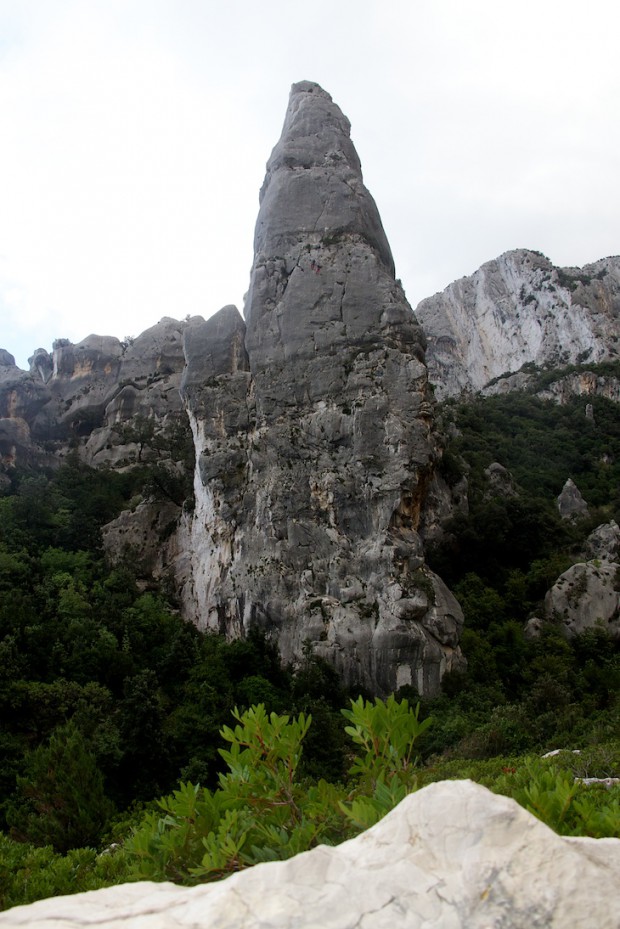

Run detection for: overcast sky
[[1, 0, 618, 370]]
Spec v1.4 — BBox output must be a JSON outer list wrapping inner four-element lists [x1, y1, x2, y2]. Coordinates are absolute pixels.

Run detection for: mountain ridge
[[415, 247, 620, 399]]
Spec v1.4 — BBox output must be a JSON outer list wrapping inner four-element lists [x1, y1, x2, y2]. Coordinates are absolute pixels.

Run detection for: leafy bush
[[125, 697, 430, 884], [0, 834, 132, 911], [339, 695, 431, 829], [491, 759, 620, 838]]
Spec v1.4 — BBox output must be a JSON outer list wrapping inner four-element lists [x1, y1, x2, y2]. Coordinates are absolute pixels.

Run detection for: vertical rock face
[[416, 249, 620, 399], [181, 82, 464, 696]]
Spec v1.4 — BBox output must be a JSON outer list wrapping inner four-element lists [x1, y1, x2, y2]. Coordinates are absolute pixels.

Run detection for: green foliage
[[338, 696, 431, 830], [126, 697, 428, 883], [2, 379, 620, 908], [492, 759, 620, 838], [2, 706, 619, 911], [6, 722, 116, 853], [439, 390, 620, 519], [422, 388, 620, 762], [342, 695, 430, 785], [0, 833, 133, 910], [126, 704, 347, 883]]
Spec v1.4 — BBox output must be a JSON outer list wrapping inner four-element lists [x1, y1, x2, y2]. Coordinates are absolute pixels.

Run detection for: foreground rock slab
[[2, 780, 619, 929]]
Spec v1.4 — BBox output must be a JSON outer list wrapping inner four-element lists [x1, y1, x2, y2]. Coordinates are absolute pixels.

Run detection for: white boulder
[[1, 780, 619, 929]]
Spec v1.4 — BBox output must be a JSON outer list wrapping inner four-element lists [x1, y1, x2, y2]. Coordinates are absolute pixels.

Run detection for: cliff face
[[416, 249, 620, 399], [0, 319, 199, 471], [179, 82, 464, 696], [0, 82, 465, 696], [0, 321, 199, 587]]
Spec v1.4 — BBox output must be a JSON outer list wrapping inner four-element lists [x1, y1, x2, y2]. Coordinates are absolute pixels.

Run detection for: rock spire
[[180, 82, 463, 695]]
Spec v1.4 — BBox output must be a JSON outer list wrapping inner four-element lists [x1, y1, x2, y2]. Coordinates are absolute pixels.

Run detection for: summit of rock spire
[[250, 80, 393, 284], [180, 82, 464, 696]]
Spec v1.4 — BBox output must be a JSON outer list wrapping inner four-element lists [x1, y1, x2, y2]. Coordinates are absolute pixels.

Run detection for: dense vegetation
[[424, 389, 620, 758], [0, 385, 619, 909]]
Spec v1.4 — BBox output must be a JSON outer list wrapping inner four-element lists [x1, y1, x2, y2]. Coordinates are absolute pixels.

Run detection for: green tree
[[7, 722, 115, 853]]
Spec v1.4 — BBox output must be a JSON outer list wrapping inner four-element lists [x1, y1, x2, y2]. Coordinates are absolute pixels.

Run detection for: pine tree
[[7, 722, 115, 853]]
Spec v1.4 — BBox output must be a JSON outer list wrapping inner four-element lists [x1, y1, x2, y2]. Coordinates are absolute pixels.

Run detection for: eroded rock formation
[[416, 249, 620, 399], [525, 520, 620, 641], [557, 477, 589, 521], [541, 560, 620, 640], [0, 83, 464, 695], [179, 82, 463, 695], [2, 780, 619, 929], [0, 319, 199, 471]]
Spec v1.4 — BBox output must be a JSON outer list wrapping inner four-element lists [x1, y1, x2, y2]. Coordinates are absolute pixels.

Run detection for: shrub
[[6, 723, 115, 853], [125, 697, 430, 883]]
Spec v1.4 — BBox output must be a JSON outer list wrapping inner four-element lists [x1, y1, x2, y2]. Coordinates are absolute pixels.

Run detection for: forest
[[0, 385, 619, 908]]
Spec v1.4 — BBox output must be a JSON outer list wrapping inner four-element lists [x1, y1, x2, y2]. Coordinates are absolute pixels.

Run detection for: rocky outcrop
[[585, 520, 620, 563], [537, 369, 620, 405], [2, 780, 619, 929], [541, 560, 620, 639], [101, 498, 184, 588], [525, 521, 620, 641], [557, 478, 589, 520], [0, 83, 464, 696], [0, 318, 199, 471], [179, 82, 463, 696], [0, 354, 52, 467], [416, 249, 620, 399], [484, 462, 518, 498], [1, 320, 199, 592]]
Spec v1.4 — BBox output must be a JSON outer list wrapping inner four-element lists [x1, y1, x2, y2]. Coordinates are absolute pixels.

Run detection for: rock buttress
[[181, 82, 464, 696]]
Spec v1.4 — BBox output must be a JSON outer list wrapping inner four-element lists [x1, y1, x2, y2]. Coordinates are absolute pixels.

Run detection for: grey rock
[[0, 349, 16, 367], [0, 363, 52, 467], [585, 520, 620, 563], [83, 316, 197, 468], [2, 780, 619, 929], [417, 471, 469, 549], [523, 615, 545, 639], [484, 461, 518, 498], [102, 498, 183, 586], [0, 318, 198, 472], [180, 82, 463, 695], [557, 478, 589, 520], [416, 249, 620, 399], [181, 306, 248, 390], [543, 561, 620, 639], [29, 348, 53, 383], [577, 776, 620, 788], [537, 369, 620, 405]]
